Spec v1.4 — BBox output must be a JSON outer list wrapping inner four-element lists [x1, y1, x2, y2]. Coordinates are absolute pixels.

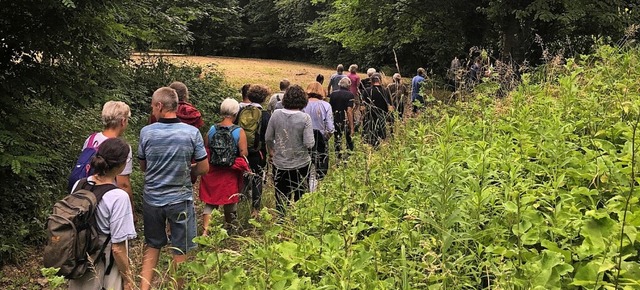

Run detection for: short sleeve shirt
[[138, 118, 207, 207], [71, 177, 136, 243], [83, 133, 133, 176], [329, 73, 346, 92]]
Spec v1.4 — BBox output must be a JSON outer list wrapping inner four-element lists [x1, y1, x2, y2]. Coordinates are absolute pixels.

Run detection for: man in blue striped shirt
[[138, 87, 209, 290]]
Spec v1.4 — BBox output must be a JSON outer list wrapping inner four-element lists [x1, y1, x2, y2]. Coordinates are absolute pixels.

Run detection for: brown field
[[134, 54, 372, 91]]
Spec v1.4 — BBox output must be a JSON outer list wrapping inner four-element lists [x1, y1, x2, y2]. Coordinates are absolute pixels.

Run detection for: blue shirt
[[411, 75, 425, 102], [138, 118, 207, 207]]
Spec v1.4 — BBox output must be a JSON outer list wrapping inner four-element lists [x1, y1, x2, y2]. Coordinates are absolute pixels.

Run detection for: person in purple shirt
[[303, 81, 334, 190]]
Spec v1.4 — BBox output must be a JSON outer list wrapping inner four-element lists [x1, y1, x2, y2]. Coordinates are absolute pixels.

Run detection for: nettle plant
[[177, 45, 640, 289]]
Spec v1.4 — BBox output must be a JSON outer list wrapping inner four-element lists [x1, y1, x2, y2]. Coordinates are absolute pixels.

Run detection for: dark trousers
[[334, 122, 353, 160], [245, 151, 265, 210], [273, 165, 309, 215], [312, 130, 329, 179], [363, 111, 387, 148]]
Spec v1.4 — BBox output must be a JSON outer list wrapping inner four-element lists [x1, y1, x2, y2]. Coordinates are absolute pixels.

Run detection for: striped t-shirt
[[138, 118, 207, 207]]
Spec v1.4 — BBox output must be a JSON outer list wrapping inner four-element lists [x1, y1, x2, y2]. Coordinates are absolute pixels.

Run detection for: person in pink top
[[347, 64, 361, 97]]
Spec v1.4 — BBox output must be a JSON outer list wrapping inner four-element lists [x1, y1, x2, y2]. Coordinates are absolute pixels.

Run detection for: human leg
[[141, 201, 168, 290], [292, 165, 310, 202], [202, 203, 216, 236], [140, 246, 160, 290], [273, 167, 289, 215]]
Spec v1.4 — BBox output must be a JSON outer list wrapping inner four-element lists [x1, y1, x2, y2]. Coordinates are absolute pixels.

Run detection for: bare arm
[[111, 241, 134, 290], [192, 159, 209, 176], [347, 107, 354, 135], [115, 175, 134, 213], [139, 159, 146, 173], [238, 128, 248, 157]]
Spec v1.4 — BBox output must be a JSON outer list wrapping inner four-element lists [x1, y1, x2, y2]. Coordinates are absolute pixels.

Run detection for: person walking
[[199, 98, 250, 236], [387, 73, 409, 120], [235, 84, 272, 218], [80, 101, 134, 212], [327, 64, 347, 94], [69, 138, 136, 290], [265, 85, 314, 214], [362, 74, 392, 148], [411, 68, 426, 113], [328, 77, 355, 161], [303, 81, 334, 192], [138, 87, 209, 290]]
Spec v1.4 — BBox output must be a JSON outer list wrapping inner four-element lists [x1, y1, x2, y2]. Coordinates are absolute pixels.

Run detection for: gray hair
[[349, 64, 358, 73], [152, 87, 178, 112], [338, 77, 351, 89], [367, 68, 376, 77], [220, 98, 240, 117], [169, 81, 188, 101], [101, 101, 131, 129]]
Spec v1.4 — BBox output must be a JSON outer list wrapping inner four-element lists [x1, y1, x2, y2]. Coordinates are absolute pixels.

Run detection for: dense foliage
[[177, 46, 640, 288], [0, 0, 235, 264], [166, 0, 639, 75]]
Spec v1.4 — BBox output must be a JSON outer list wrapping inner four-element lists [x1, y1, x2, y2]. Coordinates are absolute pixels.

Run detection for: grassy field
[[138, 54, 372, 92]]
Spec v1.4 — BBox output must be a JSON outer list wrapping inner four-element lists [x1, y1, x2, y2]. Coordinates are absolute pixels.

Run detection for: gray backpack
[[43, 179, 116, 279]]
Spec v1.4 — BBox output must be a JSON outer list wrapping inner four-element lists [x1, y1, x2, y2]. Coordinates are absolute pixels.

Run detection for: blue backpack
[[67, 133, 98, 191]]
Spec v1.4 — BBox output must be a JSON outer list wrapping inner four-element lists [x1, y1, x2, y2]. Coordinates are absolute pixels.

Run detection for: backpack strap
[[89, 183, 117, 272], [86, 133, 98, 149]]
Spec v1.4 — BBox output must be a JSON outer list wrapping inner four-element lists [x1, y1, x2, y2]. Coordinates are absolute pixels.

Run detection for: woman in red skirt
[[199, 98, 250, 236]]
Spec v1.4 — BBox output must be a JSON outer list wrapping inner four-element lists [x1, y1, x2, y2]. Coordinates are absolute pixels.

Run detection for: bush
[[177, 46, 640, 288], [0, 57, 233, 265]]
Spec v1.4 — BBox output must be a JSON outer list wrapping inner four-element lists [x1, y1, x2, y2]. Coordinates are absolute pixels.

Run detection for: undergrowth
[[177, 45, 640, 289]]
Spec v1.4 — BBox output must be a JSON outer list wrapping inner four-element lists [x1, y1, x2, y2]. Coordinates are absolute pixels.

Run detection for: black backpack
[[44, 179, 117, 279], [209, 125, 240, 167]]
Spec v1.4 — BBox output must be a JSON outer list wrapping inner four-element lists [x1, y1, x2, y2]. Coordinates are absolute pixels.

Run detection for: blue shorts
[[143, 200, 197, 255]]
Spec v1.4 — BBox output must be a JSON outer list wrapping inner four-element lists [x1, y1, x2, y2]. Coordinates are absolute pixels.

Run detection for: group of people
[[66, 63, 429, 289]]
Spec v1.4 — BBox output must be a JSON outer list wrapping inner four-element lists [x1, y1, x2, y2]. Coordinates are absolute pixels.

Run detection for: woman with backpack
[[68, 138, 136, 290], [199, 98, 250, 236], [265, 85, 315, 215]]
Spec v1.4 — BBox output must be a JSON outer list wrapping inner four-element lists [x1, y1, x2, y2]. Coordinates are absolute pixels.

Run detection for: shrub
[[0, 57, 232, 265]]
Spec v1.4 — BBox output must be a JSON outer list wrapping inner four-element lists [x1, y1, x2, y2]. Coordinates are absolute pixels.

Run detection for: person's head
[[241, 84, 251, 101], [91, 138, 129, 177], [316, 74, 324, 84], [101, 101, 131, 131], [282, 85, 308, 110], [220, 98, 240, 119], [279, 79, 291, 91], [151, 87, 178, 118], [247, 84, 270, 104], [393, 73, 402, 83], [169, 81, 189, 102], [306, 81, 326, 100], [367, 68, 376, 77], [349, 64, 358, 73], [338, 77, 351, 89], [417, 67, 425, 76], [371, 74, 382, 85], [336, 64, 344, 74]]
